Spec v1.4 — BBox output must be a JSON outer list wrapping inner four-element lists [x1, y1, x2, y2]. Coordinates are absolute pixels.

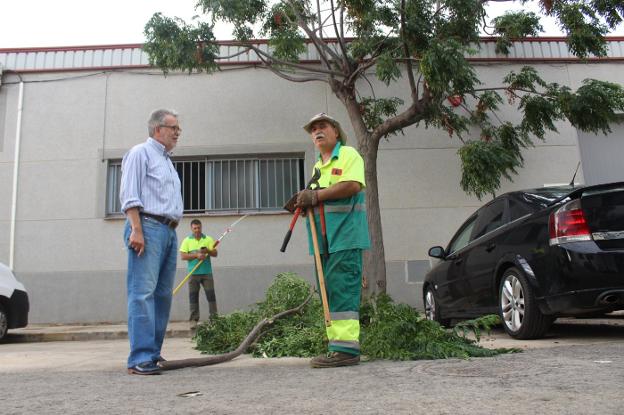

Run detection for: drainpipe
[[9, 80, 24, 271]]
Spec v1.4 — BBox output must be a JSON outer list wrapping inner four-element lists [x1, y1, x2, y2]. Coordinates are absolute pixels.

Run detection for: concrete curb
[[5, 322, 193, 343]]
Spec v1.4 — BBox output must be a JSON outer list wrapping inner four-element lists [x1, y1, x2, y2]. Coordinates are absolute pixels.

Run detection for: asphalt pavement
[[2, 317, 624, 414]]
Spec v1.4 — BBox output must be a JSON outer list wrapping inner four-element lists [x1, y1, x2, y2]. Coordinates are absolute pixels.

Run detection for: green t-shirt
[[306, 142, 371, 254], [179, 234, 215, 275]]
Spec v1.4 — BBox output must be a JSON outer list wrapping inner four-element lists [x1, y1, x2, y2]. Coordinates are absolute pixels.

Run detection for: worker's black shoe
[[310, 352, 360, 368], [127, 361, 162, 375]]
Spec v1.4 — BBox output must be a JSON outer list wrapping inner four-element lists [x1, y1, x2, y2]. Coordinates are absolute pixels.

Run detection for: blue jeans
[[124, 217, 178, 368]]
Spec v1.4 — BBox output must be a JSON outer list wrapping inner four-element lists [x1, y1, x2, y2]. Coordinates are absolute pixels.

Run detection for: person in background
[[179, 219, 219, 330]]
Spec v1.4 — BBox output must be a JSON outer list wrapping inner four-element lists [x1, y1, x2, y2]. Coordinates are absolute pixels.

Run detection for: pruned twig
[[160, 290, 313, 371]]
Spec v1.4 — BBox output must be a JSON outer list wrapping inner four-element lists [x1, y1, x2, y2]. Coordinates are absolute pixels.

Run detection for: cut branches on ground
[[167, 273, 518, 370]]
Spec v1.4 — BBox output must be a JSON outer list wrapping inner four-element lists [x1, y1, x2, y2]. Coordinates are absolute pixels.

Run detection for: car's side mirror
[[428, 246, 446, 259]]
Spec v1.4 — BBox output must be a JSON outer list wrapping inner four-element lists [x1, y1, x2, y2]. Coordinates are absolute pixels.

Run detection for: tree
[[144, 0, 624, 296]]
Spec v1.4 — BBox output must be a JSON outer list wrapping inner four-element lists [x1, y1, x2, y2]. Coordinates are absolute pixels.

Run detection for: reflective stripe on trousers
[[317, 249, 363, 356]]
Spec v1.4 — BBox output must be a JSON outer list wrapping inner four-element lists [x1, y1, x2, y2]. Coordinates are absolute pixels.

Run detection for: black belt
[[141, 212, 179, 229]]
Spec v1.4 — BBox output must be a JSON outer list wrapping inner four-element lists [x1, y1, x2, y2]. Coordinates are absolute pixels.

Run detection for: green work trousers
[[316, 249, 362, 356]]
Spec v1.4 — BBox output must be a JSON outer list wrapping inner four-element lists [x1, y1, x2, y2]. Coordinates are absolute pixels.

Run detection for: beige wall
[[0, 61, 622, 323]]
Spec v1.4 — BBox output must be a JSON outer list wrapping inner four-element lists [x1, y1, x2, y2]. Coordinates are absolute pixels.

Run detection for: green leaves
[[560, 79, 624, 134], [269, 30, 307, 62], [197, 0, 268, 22], [195, 273, 326, 358], [454, 65, 624, 199], [420, 39, 479, 98], [519, 94, 561, 139], [590, 0, 624, 28], [452, 314, 502, 342], [551, 2, 609, 58], [402, 0, 435, 52], [195, 274, 515, 360], [375, 51, 402, 85], [492, 12, 543, 55], [360, 294, 515, 360], [503, 66, 547, 92], [434, 0, 485, 44], [143, 13, 218, 73], [459, 138, 523, 199], [359, 97, 404, 132], [142, 0, 624, 206]]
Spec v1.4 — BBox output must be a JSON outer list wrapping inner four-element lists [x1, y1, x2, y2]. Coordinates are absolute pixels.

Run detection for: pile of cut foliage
[[194, 273, 517, 360]]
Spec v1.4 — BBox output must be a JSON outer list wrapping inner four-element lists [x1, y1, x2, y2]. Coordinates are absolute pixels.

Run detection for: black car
[[423, 182, 624, 339]]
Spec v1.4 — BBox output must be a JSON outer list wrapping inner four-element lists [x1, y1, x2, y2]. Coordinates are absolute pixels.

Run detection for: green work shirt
[[306, 142, 371, 254], [179, 234, 215, 275]]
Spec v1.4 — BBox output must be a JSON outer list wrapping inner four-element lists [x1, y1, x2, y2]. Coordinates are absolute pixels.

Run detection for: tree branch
[[330, 0, 352, 73], [229, 41, 344, 77], [346, 59, 378, 86], [255, 54, 329, 83], [371, 104, 423, 142], [214, 47, 255, 60], [362, 73, 377, 100], [472, 86, 544, 96], [345, 37, 398, 87], [400, 0, 418, 102], [159, 291, 314, 371], [285, 0, 343, 70]]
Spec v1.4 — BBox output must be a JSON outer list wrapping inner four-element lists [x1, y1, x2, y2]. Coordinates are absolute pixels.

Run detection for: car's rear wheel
[[499, 267, 553, 339], [0, 303, 8, 341], [424, 286, 451, 326]]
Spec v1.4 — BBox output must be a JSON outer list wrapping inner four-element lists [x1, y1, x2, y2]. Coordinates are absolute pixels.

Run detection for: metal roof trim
[[1, 37, 624, 73]]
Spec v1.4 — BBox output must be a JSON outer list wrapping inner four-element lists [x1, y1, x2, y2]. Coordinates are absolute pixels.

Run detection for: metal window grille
[[106, 156, 304, 215], [106, 161, 122, 215]]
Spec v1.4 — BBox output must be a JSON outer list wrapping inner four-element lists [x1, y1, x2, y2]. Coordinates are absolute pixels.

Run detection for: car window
[[508, 198, 534, 221], [471, 198, 507, 240], [521, 187, 573, 208], [448, 216, 478, 254]]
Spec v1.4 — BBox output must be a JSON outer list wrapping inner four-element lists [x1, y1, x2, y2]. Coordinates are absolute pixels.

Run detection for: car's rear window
[[520, 187, 574, 209]]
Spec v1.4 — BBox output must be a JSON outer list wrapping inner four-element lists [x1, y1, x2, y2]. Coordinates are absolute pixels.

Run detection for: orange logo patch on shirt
[[331, 168, 343, 176]]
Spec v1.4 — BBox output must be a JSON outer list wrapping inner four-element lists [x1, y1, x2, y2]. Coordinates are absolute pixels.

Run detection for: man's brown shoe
[[310, 352, 360, 368]]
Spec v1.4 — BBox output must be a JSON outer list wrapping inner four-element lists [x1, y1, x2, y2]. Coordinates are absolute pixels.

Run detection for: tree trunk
[[360, 138, 387, 296], [338, 86, 388, 297]]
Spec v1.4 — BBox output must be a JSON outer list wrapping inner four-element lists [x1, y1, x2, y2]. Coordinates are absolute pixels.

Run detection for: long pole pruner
[[308, 206, 332, 327], [173, 214, 249, 296]]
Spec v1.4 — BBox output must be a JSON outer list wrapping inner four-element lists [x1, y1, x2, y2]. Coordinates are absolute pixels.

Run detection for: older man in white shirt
[[120, 108, 183, 375]]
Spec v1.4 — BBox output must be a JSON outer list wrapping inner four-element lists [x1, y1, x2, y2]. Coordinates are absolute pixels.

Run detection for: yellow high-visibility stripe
[[327, 319, 360, 343]]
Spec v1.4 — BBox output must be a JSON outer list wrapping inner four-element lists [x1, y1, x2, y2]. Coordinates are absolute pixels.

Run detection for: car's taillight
[[549, 199, 592, 246]]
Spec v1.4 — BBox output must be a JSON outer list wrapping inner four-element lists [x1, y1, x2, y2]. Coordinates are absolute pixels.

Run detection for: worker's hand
[[128, 229, 145, 256], [197, 252, 207, 260], [295, 189, 319, 208], [283, 193, 298, 213]]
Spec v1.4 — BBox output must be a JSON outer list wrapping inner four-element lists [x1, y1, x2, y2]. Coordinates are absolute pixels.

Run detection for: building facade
[[1, 38, 623, 323]]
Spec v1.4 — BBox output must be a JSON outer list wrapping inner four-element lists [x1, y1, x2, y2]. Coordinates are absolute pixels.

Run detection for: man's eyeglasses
[[160, 124, 182, 133]]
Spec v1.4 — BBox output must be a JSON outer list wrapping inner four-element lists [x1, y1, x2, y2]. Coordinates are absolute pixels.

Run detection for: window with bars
[[106, 155, 305, 215]]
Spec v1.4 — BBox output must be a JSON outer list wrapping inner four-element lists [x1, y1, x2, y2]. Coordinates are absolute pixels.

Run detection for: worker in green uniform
[[295, 113, 370, 368], [179, 219, 218, 330]]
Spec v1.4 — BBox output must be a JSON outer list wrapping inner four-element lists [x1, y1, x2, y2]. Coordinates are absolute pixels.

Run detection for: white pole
[[9, 81, 24, 271]]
